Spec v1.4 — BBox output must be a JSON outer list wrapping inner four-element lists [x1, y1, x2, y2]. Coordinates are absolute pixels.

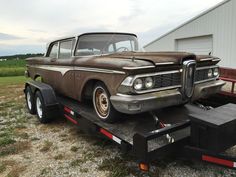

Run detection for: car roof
[[49, 32, 137, 44]]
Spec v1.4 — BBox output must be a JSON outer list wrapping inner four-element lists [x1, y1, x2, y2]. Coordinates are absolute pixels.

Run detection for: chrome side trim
[[196, 65, 218, 70], [200, 58, 213, 61], [133, 69, 182, 79], [212, 58, 221, 62], [155, 62, 175, 65], [195, 78, 217, 84], [122, 65, 155, 70], [135, 85, 181, 94], [29, 64, 126, 75], [74, 67, 125, 74]]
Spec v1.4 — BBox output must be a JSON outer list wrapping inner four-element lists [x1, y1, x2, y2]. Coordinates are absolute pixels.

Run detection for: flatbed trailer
[[24, 80, 236, 171]]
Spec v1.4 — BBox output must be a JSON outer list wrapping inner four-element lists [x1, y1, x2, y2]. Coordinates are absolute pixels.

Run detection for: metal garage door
[[176, 35, 213, 55]]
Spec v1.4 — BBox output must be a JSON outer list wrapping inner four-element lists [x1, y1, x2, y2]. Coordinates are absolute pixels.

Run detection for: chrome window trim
[[196, 65, 218, 70]]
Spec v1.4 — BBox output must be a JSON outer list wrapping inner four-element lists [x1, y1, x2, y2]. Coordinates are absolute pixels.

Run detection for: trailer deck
[[25, 80, 236, 171]]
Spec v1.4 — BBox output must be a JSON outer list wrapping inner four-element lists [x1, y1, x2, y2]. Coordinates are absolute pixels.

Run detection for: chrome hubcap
[[36, 97, 43, 118]]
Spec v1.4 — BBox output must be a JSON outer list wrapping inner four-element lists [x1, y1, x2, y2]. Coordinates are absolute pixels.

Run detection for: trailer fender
[[25, 80, 58, 107]]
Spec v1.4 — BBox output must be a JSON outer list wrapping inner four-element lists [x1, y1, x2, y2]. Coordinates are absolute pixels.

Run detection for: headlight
[[144, 77, 154, 89], [133, 78, 143, 90], [213, 68, 219, 77], [208, 69, 213, 78]]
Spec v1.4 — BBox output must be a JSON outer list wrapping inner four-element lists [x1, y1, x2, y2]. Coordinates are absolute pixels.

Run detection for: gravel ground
[[1, 83, 236, 177]]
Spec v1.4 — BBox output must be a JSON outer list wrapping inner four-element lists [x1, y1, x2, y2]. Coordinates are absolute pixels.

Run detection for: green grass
[[0, 67, 25, 77], [0, 60, 26, 68], [0, 59, 26, 76], [0, 76, 27, 85]]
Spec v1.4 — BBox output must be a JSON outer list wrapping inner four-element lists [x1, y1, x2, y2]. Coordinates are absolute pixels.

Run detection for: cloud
[[0, 0, 225, 55], [28, 29, 47, 33], [0, 44, 44, 56], [0, 33, 23, 40]]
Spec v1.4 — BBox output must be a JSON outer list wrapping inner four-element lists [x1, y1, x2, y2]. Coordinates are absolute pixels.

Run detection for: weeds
[[0, 163, 6, 173], [0, 136, 16, 147], [40, 141, 53, 152], [70, 159, 83, 167], [54, 154, 64, 160], [7, 165, 26, 177], [70, 146, 79, 152], [0, 141, 30, 157]]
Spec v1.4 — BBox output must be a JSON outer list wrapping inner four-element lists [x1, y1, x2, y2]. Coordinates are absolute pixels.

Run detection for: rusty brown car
[[25, 32, 225, 122]]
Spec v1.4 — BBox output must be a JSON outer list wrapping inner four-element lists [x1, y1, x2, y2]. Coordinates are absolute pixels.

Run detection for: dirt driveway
[[0, 82, 236, 177]]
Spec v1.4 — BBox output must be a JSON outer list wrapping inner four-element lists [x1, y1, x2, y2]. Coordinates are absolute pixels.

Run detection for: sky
[[0, 0, 224, 56]]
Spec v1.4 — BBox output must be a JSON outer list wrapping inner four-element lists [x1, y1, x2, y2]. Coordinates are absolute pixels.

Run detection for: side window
[[58, 40, 74, 59], [49, 43, 58, 58]]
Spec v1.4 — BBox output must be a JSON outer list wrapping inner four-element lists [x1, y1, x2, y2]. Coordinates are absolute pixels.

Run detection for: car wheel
[[93, 82, 119, 123], [25, 86, 36, 114], [35, 91, 51, 124]]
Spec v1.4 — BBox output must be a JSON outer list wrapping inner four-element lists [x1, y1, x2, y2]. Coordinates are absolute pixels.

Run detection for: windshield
[[75, 34, 138, 56]]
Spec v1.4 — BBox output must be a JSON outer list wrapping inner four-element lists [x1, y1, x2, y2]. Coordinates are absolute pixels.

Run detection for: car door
[[50, 38, 76, 98], [41, 42, 59, 88]]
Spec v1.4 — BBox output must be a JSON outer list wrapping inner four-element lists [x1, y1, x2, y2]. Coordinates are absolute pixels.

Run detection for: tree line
[[0, 53, 44, 60]]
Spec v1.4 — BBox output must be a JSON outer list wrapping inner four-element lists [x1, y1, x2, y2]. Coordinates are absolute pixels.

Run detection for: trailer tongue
[[25, 80, 236, 171]]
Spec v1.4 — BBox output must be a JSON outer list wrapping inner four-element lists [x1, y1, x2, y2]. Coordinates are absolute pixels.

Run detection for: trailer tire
[[93, 82, 120, 123], [25, 86, 36, 114], [35, 91, 52, 124]]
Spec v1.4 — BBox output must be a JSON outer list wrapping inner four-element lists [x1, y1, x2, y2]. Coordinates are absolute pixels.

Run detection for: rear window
[[49, 43, 58, 58]]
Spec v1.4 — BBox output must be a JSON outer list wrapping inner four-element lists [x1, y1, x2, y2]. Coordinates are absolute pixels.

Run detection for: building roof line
[[143, 0, 231, 48]]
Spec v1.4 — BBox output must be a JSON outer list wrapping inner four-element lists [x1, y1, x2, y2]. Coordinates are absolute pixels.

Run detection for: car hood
[[73, 51, 220, 72]]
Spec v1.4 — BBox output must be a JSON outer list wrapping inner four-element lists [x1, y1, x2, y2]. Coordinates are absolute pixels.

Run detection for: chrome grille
[[182, 60, 196, 98], [154, 73, 181, 88], [195, 69, 209, 82]]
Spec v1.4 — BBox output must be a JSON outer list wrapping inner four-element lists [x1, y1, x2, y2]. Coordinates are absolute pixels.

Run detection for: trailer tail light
[[64, 106, 78, 125], [100, 128, 121, 144], [139, 163, 149, 171], [202, 155, 236, 168], [64, 106, 75, 116]]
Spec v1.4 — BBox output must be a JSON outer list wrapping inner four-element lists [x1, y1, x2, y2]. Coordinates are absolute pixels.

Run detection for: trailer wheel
[[35, 91, 51, 123], [93, 82, 119, 123], [25, 86, 36, 114]]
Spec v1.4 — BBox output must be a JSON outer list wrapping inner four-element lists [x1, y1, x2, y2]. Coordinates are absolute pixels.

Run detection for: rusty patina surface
[[25, 32, 225, 115]]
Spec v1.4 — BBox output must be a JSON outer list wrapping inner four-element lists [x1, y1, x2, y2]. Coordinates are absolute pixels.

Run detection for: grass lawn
[[0, 76, 27, 85]]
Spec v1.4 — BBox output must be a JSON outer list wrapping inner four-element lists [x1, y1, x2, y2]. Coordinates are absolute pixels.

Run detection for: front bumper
[[191, 79, 225, 101], [110, 80, 225, 114], [110, 89, 183, 114]]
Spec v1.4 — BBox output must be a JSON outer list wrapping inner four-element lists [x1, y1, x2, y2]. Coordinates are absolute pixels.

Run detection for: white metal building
[[144, 0, 236, 68]]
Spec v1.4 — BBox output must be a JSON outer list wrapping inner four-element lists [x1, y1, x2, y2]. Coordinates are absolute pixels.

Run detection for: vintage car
[[25, 32, 225, 122]]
